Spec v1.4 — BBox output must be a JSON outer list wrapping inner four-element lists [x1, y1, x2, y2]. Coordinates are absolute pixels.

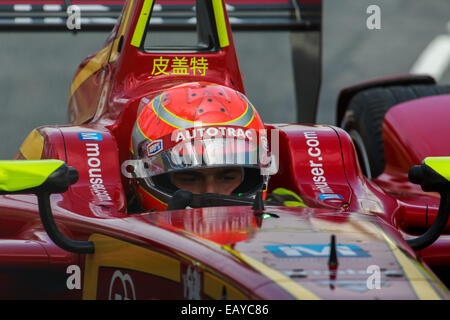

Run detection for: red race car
[[0, 0, 449, 301]]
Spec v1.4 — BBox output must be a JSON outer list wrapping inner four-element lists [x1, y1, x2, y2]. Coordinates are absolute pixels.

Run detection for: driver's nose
[[204, 178, 218, 194]]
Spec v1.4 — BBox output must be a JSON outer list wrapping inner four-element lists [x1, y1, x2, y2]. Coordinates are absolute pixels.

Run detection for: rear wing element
[[0, 0, 320, 32]]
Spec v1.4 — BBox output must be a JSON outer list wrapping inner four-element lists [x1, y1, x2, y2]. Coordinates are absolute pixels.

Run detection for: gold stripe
[[212, 0, 229, 48], [379, 230, 442, 300], [413, 259, 449, 295], [69, 44, 111, 99], [83, 233, 179, 300], [19, 129, 44, 160], [70, 1, 135, 98], [109, 0, 135, 62], [222, 246, 320, 300], [130, 0, 154, 47]]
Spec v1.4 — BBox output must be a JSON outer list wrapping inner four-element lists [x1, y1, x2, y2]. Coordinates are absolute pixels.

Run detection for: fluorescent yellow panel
[[0, 160, 64, 192], [424, 156, 450, 181], [130, 0, 154, 47], [212, 0, 230, 48]]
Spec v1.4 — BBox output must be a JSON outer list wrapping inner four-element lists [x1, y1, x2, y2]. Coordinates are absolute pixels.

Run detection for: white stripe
[[77, 17, 117, 25], [149, 17, 163, 24], [410, 33, 450, 81], [13, 4, 32, 12], [43, 5, 62, 12], [77, 5, 109, 12], [229, 17, 244, 24], [44, 17, 64, 24], [90, 17, 118, 24], [14, 17, 32, 24], [225, 4, 235, 11]]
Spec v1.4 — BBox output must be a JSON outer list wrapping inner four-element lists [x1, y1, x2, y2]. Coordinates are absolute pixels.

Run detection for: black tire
[[341, 84, 450, 179]]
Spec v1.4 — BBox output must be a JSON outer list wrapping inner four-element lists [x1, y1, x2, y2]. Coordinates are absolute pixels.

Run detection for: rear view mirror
[[0, 160, 76, 193], [408, 156, 450, 250], [0, 160, 94, 253]]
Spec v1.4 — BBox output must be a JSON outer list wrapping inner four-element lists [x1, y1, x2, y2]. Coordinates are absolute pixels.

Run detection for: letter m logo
[[78, 132, 103, 141]]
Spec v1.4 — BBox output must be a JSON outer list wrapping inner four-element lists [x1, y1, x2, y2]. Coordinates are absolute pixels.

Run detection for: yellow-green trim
[[212, 0, 229, 48], [272, 187, 308, 207], [0, 160, 64, 192], [153, 93, 253, 129], [137, 119, 153, 142], [424, 157, 450, 182], [130, 0, 154, 47]]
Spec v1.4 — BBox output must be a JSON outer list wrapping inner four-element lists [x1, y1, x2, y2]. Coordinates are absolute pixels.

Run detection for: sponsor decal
[[146, 139, 163, 156], [85, 143, 112, 202], [152, 56, 209, 77], [78, 132, 103, 141], [173, 126, 257, 143], [304, 131, 333, 194], [108, 270, 136, 300], [182, 265, 201, 300], [318, 194, 344, 200], [265, 244, 371, 258]]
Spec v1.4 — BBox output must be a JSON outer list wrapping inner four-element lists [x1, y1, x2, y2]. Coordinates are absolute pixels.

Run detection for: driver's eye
[[179, 176, 197, 182], [220, 175, 238, 181], [174, 174, 200, 183]]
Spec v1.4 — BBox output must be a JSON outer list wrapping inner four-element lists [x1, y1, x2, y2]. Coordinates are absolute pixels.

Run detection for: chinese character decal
[[152, 56, 209, 76]]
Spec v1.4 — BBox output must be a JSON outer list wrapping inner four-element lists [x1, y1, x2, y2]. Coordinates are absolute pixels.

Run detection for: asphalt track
[[0, 0, 449, 159]]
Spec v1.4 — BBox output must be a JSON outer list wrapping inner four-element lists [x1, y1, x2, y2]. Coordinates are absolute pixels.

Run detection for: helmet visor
[[125, 136, 271, 179]]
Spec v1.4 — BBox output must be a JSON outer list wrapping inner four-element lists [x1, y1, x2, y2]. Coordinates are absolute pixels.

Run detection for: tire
[[341, 84, 450, 179]]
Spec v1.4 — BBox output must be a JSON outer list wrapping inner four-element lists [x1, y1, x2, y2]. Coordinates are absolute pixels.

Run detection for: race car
[[0, 0, 449, 301]]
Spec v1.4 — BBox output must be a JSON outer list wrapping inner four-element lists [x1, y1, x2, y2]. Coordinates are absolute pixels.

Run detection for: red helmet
[[128, 82, 272, 211]]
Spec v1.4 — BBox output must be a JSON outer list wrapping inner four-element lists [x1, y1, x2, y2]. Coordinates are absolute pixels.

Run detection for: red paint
[[1, 0, 449, 299]]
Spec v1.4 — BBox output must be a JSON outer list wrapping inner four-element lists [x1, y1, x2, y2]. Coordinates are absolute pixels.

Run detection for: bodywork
[[0, 0, 449, 299]]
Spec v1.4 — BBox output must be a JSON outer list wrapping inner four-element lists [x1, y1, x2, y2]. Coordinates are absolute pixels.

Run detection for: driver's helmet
[[129, 82, 271, 211]]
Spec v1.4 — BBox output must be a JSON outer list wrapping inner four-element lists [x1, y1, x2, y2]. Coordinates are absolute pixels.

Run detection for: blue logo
[[147, 140, 163, 156], [78, 132, 103, 141], [318, 194, 344, 200], [265, 244, 370, 258]]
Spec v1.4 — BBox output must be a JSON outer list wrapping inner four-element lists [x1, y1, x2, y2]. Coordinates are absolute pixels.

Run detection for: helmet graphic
[[129, 82, 272, 211]]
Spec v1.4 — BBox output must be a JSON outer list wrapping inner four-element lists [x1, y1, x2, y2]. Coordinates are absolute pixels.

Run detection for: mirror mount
[[407, 157, 450, 251], [37, 190, 95, 254], [0, 160, 94, 254]]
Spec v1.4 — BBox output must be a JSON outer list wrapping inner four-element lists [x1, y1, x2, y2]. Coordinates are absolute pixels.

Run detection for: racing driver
[[126, 82, 306, 212]]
